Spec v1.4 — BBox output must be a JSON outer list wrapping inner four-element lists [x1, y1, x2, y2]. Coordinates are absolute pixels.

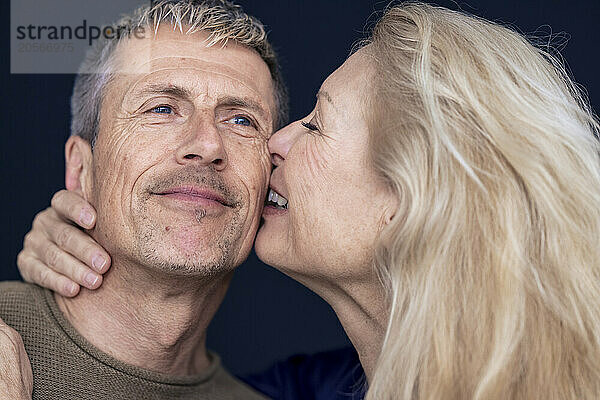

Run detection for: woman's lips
[[262, 204, 288, 216]]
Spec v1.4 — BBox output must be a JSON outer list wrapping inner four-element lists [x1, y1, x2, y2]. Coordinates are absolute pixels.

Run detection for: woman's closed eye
[[301, 121, 319, 132], [301, 120, 328, 138], [301, 115, 331, 140]]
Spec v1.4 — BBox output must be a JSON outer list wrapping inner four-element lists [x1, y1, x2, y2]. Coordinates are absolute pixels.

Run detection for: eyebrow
[[137, 83, 193, 100], [317, 90, 334, 106], [217, 95, 270, 124]]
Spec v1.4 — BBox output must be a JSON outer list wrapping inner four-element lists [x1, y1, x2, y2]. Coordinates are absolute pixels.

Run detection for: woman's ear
[[377, 187, 399, 232], [383, 189, 399, 225], [64, 136, 93, 199]]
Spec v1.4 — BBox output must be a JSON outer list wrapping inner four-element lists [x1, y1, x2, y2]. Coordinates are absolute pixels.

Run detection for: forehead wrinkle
[[121, 37, 252, 63], [129, 62, 260, 92], [145, 38, 243, 52], [114, 33, 270, 91]]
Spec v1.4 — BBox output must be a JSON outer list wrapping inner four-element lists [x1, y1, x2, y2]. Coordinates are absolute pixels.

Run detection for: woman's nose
[[268, 121, 303, 166]]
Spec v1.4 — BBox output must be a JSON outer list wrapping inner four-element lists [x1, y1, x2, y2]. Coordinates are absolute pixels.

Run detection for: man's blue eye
[[151, 105, 173, 114], [232, 116, 252, 126]]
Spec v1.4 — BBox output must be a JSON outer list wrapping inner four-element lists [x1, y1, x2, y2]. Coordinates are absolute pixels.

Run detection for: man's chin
[[141, 254, 231, 277], [130, 213, 241, 277]]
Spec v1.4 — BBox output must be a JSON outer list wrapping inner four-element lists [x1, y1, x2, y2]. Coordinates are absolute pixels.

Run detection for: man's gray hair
[[71, 0, 288, 147]]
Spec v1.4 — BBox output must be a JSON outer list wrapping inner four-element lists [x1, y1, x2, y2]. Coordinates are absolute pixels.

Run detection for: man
[[0, 0, 287, 398]]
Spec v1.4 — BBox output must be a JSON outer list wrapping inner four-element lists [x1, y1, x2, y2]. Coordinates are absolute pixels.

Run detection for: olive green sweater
[[0, 281, 268, 400]]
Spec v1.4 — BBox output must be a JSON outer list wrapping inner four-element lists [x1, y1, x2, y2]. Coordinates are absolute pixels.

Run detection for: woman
[[10, 2, 600, 398]]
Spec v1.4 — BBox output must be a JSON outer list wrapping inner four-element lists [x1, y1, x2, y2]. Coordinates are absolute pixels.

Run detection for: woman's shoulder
[[239, 347, 366, 400]]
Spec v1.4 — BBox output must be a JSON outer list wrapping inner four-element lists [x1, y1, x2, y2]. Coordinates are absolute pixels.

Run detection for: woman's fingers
[[45, 193, 111, 274], [17, 251, 85, 297], [50, 189, 97, 229], [19, 227, 104, 293], [17, 198, 111, 293], [36, 214, 111, 275], [0, 318, 33, 399]]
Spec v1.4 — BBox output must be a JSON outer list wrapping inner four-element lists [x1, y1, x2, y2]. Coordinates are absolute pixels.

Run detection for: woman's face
[[255, 49, 397, 283]]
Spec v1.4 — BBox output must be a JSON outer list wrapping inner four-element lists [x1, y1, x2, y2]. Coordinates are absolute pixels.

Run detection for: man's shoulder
[[0, 281, 46, 324], [0, 281, 42, 303], [0, 280, 35, 291]]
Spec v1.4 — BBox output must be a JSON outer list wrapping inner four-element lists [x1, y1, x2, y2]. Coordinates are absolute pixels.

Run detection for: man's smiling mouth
[[153, 186, 233, 207]]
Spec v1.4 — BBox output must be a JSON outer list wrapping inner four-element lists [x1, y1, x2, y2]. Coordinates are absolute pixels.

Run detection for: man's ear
[[65, 136, 93, 199]]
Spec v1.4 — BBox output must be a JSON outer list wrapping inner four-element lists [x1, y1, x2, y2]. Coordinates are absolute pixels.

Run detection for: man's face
[[85, 26, 274, 276]]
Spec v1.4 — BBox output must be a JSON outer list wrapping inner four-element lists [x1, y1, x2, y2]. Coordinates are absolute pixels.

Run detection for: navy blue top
[[239, 347, 366, 400]]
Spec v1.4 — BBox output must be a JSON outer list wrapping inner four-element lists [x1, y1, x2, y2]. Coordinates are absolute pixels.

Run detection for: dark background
[[2, 0, 599, 375]]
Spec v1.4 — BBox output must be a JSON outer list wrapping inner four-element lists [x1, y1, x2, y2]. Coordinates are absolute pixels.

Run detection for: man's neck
[[55, 259, 232, 376]]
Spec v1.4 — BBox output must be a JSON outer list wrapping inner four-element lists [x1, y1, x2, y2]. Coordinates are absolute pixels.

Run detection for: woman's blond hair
[[365, 3, 600, 399]]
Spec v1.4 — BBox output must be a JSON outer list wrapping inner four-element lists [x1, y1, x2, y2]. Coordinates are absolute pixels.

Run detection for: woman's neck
[[296, 272, 388, 381]]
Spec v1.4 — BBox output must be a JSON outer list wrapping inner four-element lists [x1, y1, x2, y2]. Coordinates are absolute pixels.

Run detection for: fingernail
[[65, 282, 78, 296], [79, 209, 94, 227], [85, 272, 99, 287], [92, 254, 106, 272]]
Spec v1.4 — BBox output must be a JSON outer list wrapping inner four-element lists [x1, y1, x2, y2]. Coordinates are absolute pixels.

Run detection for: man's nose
[[175, 118, 227, 170], [268, 121, 302, 167]]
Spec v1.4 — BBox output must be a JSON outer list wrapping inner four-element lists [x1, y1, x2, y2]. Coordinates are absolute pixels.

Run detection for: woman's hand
[[0, 318, 33, 400], [17, 190, 111, 297]]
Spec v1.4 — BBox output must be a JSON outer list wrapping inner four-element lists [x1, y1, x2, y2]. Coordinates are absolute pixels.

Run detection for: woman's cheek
[[298, 137, 334, 183]]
